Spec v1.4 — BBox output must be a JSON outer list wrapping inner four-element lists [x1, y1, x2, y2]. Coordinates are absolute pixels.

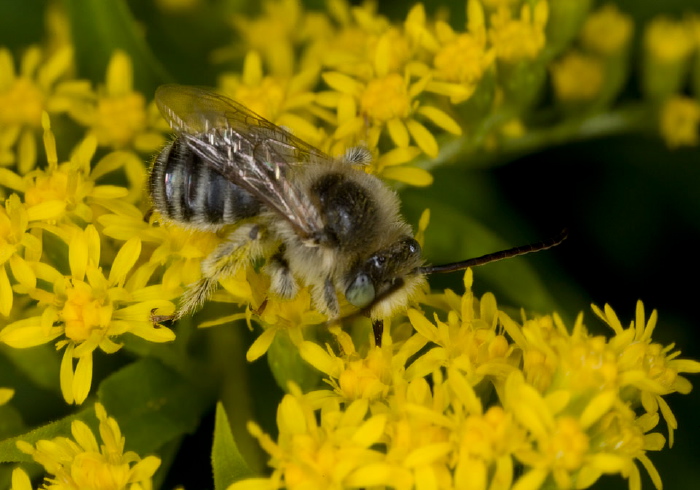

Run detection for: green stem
[[416, 103, 655, 173]]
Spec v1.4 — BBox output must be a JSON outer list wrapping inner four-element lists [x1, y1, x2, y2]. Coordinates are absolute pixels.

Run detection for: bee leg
[[322, 278, 340, 317], [265, 246, 298, 299], [177, 223, 265, 319], [175, 277, 219, 320], [200, 224, 265, 279]]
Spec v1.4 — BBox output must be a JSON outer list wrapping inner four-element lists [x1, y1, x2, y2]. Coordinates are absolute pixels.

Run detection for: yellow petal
[[406, 119, 438, 157], [26, 200, 66, 221], [299, 341, 340, 377], [9, 255, 36, 289], [246, 326, 278, 362], [72, 353, 93, 404], [242, 50, 263, 86], [417, 106, 462, 135], [387, 117, 409, 147], [109, 237, 141, 286], [322, 72, 363, 97], [10, 468, 33, 490], [69, 229, 88, 281], [106, 51, 132, 96], [60, 343, 76, 404], [0, 266, 12, 316], [382, 166, 433, 186]]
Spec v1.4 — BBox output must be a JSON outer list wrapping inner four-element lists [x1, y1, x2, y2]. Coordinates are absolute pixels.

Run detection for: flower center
[[231, 78, 286, 121], [434, 34, 489, 84], [71, 452, 131, 490], [93, 93, 147, 147], [360, 74, 410, 122], [543, 417, 589, 470], [62, 280, 111, 342], [0, 78, 45, 127]]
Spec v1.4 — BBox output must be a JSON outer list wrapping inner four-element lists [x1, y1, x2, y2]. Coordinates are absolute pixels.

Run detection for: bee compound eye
[[404, 238, 420, 255], [345, 273, 376, 308]]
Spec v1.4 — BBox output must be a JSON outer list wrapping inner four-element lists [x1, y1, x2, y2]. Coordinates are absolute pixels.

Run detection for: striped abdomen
[[149, 137, 262, 228]]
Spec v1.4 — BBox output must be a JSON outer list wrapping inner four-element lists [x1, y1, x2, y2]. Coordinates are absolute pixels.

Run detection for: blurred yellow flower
[[659, 95, 700, 148], [580, 4, 634, 56], [70, 51, 165, 151], [16, 403, 161, 490], [0, 45, 90, 172], [489, 1, 549, 63], [551, 52, 604, 102]]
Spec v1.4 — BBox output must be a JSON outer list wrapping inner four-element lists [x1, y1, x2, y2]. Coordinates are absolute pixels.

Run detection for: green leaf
[[97, 357, 213, 455], [212, 402, 255, 489], [64, 0, 171, 93], [267, 329, 322, 393]]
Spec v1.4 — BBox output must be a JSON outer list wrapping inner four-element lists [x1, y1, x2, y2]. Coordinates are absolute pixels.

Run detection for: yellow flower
[[70, 51, 165, 151], [0, 194, 41, 316], [489, 1, 549, 63], [0, 225, 176, 404], [449, 391, 528, 490], [644, 16, 694, 64], [592, 301, 700, 446], [0, 45, 88, 171], [228, 386, 390, 490], [218, 50, 322, 145], [659, 95, 700, 149], [580, 4, 634, 56], [592, 405, 665, 490], [323, 68, 459, 166], [407, 270, 518, 385], [300, 327, 393, 402], [229, 0, 303, 78], [230, 280, 326, 362], [6, 115, 142, 231], [550, 52, 604, 102], [16, 402, 161, 490], [504, 371, 632, 490], [428, 2, 496, 104]]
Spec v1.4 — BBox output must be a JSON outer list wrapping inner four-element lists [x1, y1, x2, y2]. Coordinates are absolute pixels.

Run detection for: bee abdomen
[[150, 137, 261, 228]]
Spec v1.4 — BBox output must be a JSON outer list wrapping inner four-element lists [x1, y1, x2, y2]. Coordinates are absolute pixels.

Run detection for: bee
[[150, 84, 565, 345]]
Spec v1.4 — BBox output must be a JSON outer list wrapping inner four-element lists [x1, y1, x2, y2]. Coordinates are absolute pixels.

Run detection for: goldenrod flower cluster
[[230, 271, 699, 490], [0, 1, 698, 489]]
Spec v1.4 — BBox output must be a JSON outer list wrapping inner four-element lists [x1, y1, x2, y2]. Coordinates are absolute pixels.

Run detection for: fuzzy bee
[[149, 85, 564, 345]]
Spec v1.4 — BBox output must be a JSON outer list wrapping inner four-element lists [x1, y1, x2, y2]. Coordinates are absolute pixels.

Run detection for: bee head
[[345, 236, 423, 309]]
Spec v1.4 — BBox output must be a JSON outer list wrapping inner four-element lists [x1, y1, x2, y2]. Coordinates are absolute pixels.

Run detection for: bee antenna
[[417, 228, 568, 275]]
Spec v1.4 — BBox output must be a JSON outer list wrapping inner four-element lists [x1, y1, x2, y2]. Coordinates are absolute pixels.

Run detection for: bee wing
[[155, 84, 327, 241], [155, 84, 331, 164]]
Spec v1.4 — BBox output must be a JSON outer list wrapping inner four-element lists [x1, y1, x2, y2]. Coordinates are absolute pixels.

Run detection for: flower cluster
[[0, 0, 698, 489], [232, 271, 700, 490]]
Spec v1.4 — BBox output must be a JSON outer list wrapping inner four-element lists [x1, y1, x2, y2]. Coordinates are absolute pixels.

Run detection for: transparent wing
[[155, 84, 327, 241], [156, 84, 331, 165]]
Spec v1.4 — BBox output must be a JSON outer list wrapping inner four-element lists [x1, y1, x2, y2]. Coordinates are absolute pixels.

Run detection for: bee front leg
[[177, 223, 265, 319], [322, 277, 340, 318]]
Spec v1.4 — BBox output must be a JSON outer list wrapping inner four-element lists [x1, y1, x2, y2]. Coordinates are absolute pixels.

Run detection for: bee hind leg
[[178, 223, 266, 319]]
